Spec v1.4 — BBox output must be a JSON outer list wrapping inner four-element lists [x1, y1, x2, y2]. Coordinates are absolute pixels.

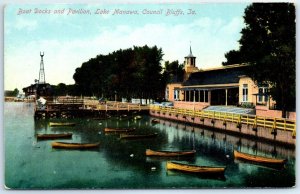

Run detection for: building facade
[[166, 47, 275, 111]]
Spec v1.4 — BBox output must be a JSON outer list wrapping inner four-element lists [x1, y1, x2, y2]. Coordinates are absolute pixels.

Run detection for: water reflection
[[166, 170, 227, 182], [5, 103, 296, 188]]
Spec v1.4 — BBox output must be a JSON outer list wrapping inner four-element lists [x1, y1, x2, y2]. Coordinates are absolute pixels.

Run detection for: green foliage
[[240, 102, 255, 109], [51, 83, 76, 96], [5, 88, 19, 97], [162, 60, 184, 83], [222, 3, 296, 115], [72, 45, 165, 100], [222, 50, 243, 66]]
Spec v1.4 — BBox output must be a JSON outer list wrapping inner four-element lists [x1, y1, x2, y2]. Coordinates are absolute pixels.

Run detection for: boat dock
[[33, 96, 296, 146], [150, 105, 296, 146], [34, 96, 149, 119]]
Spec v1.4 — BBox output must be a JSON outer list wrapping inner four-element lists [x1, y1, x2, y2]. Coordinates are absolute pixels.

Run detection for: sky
[[4, 3, 250, 92]]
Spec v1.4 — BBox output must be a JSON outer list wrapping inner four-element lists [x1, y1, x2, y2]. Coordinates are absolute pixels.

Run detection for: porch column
[[225, 89, 228, 106], [198, 90, 200, 102], [208, 90, 211, 104], [189, 90, 192, 102], [193, 90, 196, 102]]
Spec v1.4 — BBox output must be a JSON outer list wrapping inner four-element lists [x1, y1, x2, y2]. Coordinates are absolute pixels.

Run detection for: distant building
[[22, 52, 53, 98], [23, 83, 53, 97]]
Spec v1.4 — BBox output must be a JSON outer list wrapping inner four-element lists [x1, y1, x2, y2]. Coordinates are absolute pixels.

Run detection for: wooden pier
[[34, 96, 149, 119], [150, 105, 296, 146]]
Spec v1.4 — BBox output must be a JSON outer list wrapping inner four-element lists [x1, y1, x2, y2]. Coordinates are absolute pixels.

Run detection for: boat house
[[166, 47, 279, 116], [23, 83, 53, 97]]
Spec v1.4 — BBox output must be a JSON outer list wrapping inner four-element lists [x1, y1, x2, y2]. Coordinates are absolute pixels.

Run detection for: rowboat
[[146, 149, 196, 157], [151, 119, 160, 124], [49, 122, 76, 127], [37, 133, 72, 140], [52, 142, 100, 149], [120, 133, 158, 139], [166, 161, 226, 174], [234, 150, 286, 165], [104, 127, 135, 133], [134, 115, 142, 120]]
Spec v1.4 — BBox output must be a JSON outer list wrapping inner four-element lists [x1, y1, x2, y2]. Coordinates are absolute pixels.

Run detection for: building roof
[[185, 45, 195, 58], [23, 83, 51, 90], [183, 65, 248, 86]]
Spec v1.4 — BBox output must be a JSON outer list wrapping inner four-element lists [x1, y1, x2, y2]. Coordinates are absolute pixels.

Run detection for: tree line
[[30, 3, 296, 118], [51, 45, 184, 101], [222, 3, 295, 116]]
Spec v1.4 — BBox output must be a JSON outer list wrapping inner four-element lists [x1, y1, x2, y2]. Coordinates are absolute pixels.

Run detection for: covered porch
[[174, 85, 239, 107]]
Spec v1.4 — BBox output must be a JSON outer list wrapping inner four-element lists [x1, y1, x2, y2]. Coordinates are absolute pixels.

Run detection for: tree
[[222, 50, 243, 66], [162, 60, 184, 83], [5, 88, 19, 97], [223, 3, 295, 117], [13, 88, 19, 96], [72, 45, 165, 100]]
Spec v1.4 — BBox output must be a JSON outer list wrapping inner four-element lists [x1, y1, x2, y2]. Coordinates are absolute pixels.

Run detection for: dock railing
[[150, 105, 296, 137], [83, 100, 149, 111], [37, 97, 149, 112]]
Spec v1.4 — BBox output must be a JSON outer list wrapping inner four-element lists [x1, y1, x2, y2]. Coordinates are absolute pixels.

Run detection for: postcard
[[3, 1, 296, 190]]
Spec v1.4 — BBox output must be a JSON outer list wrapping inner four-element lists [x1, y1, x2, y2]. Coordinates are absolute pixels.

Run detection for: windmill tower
[[38, 52, 45, 84]]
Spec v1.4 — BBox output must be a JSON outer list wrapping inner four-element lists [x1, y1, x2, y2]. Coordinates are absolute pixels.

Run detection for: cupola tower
[[184, 45, 199, 81]]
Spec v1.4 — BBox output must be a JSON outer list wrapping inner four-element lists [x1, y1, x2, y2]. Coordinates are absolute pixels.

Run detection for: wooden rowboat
[[234, 150, 286, 165], [151, 119, 160, 124], [166, 161, 226, 174], [134, 115, 142, 120], [37, 133, 72, 140], [52, 142, 100, 149], [104, 127, 135, 133], [234, 150, 286, 166], [146, 149, 196, 157], [49, 122, 76, 127], [120, 133, 158, 139]]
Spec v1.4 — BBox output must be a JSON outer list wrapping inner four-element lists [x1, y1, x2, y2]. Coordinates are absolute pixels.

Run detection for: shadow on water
[[145, 156, 196, 163], [166, 170, 227, 182], [234, 158, 286, 171]]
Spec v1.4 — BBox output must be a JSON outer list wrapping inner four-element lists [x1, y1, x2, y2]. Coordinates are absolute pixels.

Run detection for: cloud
[[5, 15, 245, 92], [15, 18, 38, 31]]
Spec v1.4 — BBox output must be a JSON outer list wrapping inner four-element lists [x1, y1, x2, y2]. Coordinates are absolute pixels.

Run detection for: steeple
[[185, 44, 196, 67], [189, 45, 194, 56], [183, 44, 199, 81]]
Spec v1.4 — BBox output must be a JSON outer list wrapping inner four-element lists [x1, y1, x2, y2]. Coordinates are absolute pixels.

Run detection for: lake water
[[4, 102, 295, 189]]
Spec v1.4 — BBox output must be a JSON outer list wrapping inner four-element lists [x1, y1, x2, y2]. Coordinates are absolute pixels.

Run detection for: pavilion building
[[165, 47, 274, 112]]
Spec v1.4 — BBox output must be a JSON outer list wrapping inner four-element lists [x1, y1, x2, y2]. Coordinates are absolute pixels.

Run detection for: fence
[[84, 100, 150, 111], [150, 105, 296, 137]]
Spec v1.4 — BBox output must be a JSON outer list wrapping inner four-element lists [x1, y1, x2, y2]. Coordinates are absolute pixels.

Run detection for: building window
[[165, 87, 169, 100], [185, 91, 189, 102], [195, 90, 199, 102], [199, 90, 203, 102], [242, 84, 248, 102], [204, 90, 208, 103], [174, 90, 178, 101], [258, 87, 269, 103]]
